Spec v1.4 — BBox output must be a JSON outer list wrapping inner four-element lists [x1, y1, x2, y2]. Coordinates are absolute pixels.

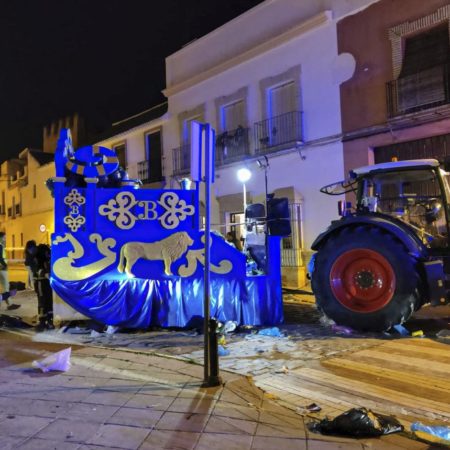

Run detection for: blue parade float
[[50, 129, 284, 328]]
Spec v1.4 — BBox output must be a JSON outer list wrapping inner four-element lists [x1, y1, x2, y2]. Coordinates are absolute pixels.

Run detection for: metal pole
[[203, 125, 211, 385]]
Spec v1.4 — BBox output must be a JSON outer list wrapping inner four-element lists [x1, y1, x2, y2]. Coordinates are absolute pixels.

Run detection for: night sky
[[0, 0, 264, 161]]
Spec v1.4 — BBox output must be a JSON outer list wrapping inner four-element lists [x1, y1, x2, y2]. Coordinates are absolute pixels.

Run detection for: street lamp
[[237, 167, 252, 213]]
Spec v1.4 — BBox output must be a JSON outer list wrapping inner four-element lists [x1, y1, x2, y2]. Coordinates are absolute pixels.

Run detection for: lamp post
[[256, 155, 269, 209], [237, 167, 252, 213]]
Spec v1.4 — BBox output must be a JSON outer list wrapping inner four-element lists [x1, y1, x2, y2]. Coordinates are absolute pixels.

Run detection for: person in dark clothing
[[0, 232, 18, 310], [33, 244, 54, 331], [24, 240, 37, 290]]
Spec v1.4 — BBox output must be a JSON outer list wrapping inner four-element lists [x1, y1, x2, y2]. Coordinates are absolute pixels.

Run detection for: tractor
[[310, 158, 450, 332]]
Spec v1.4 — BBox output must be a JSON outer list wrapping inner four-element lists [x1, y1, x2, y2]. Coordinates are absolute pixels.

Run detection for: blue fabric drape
[[51, 275, 283, 328]]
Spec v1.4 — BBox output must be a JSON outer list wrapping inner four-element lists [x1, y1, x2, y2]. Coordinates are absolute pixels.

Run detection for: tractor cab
[[322, 159, 450, 249]]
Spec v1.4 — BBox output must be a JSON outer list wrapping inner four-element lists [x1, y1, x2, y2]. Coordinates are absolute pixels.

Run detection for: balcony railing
[[387, 63, 450, 118], [254, 111, 303, 155], [137, 160, 163, 184], [172, 144, 191, 176], [215, 126, 250, 166]]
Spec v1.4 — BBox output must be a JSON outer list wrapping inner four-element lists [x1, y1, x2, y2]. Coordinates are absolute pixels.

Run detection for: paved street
[[0, 288, 448, 449]]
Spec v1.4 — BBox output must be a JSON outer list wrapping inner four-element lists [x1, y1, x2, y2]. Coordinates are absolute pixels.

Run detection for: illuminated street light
[[237, 168, 252, 213]]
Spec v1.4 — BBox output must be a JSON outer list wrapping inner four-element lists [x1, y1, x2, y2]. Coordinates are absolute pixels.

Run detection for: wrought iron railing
[[137, 160, 163, 184], [281, 203, 303, 267], [215, 126, 251, 166], [254, 111, 303, 155], [386, 63, 450, 118], [172, 144, 191, 176]]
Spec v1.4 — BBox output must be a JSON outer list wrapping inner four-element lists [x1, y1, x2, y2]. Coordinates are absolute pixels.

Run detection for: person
[[226, 231, 242, 251], [0, 232, 18, 310], [33, 244, 54, 331], [24, 240, 37, 290]]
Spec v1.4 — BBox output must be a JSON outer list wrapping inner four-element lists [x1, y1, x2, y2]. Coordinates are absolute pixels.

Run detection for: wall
[[338, 0, 450, 134]]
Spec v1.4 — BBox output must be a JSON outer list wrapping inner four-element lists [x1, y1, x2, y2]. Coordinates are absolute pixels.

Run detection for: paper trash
[[32, 347, 72, 373]]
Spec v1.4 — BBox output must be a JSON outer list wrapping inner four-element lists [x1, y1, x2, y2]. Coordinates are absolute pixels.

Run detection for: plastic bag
[[411, 422, 450, 445], [218, 345, 230, 356], [258, 327, 283, 337], [308, 408, 403, 437], [32, 347, 72, 373]]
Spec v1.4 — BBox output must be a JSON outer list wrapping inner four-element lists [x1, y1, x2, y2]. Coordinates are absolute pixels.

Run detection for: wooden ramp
[[256, 338, 450, 426]]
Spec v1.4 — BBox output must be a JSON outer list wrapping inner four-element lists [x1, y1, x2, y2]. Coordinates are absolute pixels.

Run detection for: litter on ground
[[32, 347, 72, 373]]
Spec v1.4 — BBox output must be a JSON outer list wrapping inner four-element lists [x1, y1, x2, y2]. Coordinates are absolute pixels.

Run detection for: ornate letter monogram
[[63, 189, 86, 232], [158, 192, 195, 229], [99, 191, 195, 230], [99, 192, 138, 230]]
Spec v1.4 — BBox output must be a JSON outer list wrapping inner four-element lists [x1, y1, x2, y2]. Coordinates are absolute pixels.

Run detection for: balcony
[[137, 160, 163, 184], [254, 111, 303, 155], [215, 126, 250, 167], [387, 64, 450, 118], [172, 144, 191, 176]]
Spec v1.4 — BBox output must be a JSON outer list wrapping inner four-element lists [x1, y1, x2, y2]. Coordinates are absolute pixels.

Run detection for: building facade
[[0, 116, 84, 283], [338, 0, 450, 171], [162, 0, 378, 287]]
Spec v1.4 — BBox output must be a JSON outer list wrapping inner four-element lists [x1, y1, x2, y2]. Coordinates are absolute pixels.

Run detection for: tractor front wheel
[[312, 227, 422, 332]]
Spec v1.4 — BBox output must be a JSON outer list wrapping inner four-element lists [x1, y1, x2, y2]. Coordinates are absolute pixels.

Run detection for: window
[[33, 184, 36, 198], [397, 24, 450, 112], [256, 67, 302, 153], [268, 81, 296, 118], [183, 116, 201, 145], [265, 81, 300, 147], [144, 130, 163, 183], [221, 100, 245, 132], [113, 143, 127, 169]]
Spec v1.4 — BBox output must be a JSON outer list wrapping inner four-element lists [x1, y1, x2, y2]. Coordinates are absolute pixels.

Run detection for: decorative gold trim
[[52, 233, 117, 281]]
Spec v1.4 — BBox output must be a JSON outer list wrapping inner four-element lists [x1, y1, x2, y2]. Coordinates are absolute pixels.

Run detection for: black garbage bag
[[308, 408, 404, 438]]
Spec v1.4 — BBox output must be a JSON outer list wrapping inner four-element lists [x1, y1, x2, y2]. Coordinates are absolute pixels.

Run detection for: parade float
[[49, 129, 284, 328]]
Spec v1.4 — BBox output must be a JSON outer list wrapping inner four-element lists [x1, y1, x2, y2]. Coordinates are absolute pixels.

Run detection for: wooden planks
[[256, 338, 450, 424]]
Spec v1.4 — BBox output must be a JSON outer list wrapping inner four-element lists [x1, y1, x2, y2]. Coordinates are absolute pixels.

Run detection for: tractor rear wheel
[[312, 226, 422, 332]]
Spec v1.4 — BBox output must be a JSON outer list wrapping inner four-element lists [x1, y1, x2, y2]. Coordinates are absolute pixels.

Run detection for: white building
[[91, 0, 380, 287], [161, 0, 379, 287]]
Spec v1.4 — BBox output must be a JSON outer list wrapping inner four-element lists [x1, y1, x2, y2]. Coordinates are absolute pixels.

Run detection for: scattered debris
[[105, 325, 119, 334], [319, 314, 335, 327], [63, 326, 89, 334], [223, 320, 238, 334], [331, 324, 354, 335], [32, 347, 72, 373], [0, 315, 31, 329], [308, 407, 403, 437], [218, 345, 230, 356], [392, 324, 409, 336], [297, 402, 322, 415], [411, 330, 424, 338], [90, 330, 102, 338], [274, 365, 289, 374], [306, 403, 322, 412], [257, 327, 284, 337], [436, 329, 450, 339], [411, 422, 450, 445]]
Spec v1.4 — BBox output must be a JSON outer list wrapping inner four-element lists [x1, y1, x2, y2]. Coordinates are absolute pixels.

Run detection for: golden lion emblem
[[117, 231, 194, 276]]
